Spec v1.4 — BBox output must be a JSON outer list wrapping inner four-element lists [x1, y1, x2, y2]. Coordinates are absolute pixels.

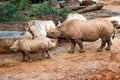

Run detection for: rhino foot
[[22, 59, 27, 62], [68, 50, 74, 53], [47, 56, 51, 59], [28, 59, 32, 63], [79, 50, 85, 53], [97, 48, 103, 52], [105, 48, 111, 51]]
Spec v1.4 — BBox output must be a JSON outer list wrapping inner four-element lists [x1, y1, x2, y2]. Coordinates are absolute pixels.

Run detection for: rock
[[23, 31, 33, 39]]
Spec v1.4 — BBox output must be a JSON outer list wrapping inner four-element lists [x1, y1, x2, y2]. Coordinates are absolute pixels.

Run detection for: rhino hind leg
[[45, 50, 50, 59], [40, 50, 50, 60], [97, 37, 107, 52], [40, 51, 46, 60], [68, 39, 76, 53], [74, 39, 85, 53]]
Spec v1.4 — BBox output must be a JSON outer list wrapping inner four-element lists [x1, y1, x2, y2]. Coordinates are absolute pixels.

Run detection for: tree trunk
[[71, 6, 86, 11], [77, 3, 103, 13]]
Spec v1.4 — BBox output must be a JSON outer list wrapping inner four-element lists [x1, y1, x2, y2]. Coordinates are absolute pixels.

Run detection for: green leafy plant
[[38, 1, 52, 17], [0, 3, 28, 21], [37, 1, 72, 17], [0, 0, 73, 21], [0, 4, 17, 21], [10, 0, 31, 11], [57, 7, 72, 17]]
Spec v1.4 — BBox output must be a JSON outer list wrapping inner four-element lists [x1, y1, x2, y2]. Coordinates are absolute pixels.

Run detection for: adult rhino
[[47, 19, 115, 53]]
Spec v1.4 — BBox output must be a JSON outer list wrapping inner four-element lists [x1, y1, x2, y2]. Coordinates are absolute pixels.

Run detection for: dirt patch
[[0, 36, 120, 80], [0, 21, 26, 31]]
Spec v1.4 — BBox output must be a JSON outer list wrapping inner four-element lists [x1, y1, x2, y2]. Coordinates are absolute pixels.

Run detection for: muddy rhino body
[[47, 19, 114, 53], [10, 38, 50, 62]]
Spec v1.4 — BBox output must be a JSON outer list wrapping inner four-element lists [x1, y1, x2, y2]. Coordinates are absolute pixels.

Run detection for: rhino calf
[[47, 19, 115, 53], [10, 38, 50, 62]]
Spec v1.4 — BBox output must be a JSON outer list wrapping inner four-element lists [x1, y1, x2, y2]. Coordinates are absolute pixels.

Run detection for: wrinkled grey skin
[[47, 19, 115, 53]]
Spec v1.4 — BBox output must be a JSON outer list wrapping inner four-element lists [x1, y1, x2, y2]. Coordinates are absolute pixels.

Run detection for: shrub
[[10, 0, 31, 11], [57, 7, 72, 17], [0, 0, 73, 21], [0, 4, 28, 21], [30, 1, 72, 18], [0, 4, 17, 21], [38, 1, 52, 17]]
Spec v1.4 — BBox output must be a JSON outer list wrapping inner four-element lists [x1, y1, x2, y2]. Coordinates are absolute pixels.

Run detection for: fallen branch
[[71, 6, 86, 10], [76, 3, 103, 13]]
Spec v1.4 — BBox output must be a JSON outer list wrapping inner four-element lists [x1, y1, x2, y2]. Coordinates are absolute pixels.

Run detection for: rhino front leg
[[105, 38, 112, 50], [97, 39, 107, 52], [21, 51, 26, 62], [24, 51, 32, 62], [68, 39, 76, 53], [74, 39, 85, 53]]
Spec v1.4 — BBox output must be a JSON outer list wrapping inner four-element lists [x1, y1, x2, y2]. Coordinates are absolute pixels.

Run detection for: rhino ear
[[57, 21, 62, 28], [111, 20, 118, 27], [117, 24, 120, 29]]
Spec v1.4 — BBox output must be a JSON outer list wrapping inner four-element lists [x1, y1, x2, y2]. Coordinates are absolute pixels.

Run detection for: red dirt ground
[[0, 0, 120, 80]]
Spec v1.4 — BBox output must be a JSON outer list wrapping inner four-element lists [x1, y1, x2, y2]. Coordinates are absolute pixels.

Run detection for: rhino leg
[[105, 38, 112, 50], [97, 38, 107, 52], [74, 39, 85, 53], [68, 39, 76, 53], [21, 51, 26, 62], [40, 51, 46, 60], [24, 51, 32, 62], [45, 50, 50, 59]]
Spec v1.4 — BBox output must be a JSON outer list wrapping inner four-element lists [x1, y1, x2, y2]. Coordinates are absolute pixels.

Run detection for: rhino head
[[10, 40, 20, 52], [47, 21, 64, 39]]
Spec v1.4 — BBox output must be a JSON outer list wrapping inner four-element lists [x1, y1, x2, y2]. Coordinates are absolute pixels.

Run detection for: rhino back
[[61, 19, 113, 41], [19, 39, 47, 52]]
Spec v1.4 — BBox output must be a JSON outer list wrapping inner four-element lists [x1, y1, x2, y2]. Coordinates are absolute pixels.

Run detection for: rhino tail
[[112, 30, 115, 39]]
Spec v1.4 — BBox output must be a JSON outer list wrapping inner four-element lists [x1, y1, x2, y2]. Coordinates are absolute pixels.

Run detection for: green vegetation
[[30, 1, 71, 17], [0, 0, 72, 22], [0, 0, 30, 21]]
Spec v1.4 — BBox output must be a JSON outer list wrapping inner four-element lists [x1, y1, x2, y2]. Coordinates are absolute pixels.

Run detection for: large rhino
[[47, 19, 115, 53]]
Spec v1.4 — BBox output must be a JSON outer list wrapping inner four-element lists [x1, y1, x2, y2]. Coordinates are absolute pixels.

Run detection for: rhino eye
[[52, 32, 55, 34], [13, 48, 16, 50]]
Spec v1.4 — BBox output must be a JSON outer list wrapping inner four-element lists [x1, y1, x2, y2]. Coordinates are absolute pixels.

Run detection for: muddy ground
[[0, 0, 120, 80]]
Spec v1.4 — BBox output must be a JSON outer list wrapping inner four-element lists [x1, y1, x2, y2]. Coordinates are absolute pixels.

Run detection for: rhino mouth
[[46, 35, 53, 38], [10, 47, 18, 52]]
